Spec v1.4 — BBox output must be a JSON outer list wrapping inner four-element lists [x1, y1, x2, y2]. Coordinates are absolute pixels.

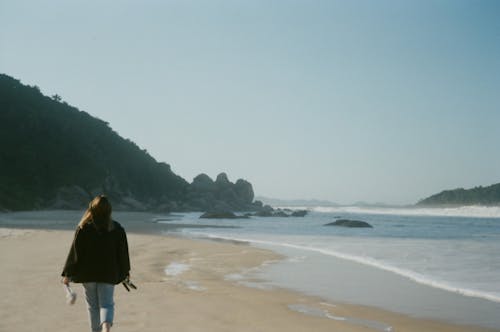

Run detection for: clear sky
[[1, 0, 499, 205]]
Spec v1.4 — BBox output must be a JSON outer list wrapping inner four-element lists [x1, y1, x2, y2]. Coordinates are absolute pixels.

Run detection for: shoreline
[[245, 240, 500, 329], [181, 232, 500, 330], [1, 227, 498, 331]]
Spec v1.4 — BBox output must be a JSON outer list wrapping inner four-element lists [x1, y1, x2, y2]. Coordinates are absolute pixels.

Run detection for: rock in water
[[291, 210, 308, 217], [200, 211, 237, 219], [199, 211, 249, 219], [324, 219, 373, 228], [254, 210, 273, 217], [273, 211, 289, 217]]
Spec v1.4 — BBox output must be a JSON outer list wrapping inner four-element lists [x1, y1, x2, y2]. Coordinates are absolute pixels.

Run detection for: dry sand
[[0, 228, 497, 332]]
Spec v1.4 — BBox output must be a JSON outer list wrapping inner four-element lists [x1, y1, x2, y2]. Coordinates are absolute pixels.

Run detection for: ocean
[[2, 206, 500, 329], [159, 206, 500, 329]]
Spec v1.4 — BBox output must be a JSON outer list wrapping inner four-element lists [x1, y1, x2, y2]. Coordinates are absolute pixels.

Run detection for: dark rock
[[250, 207, 308, 218], [273, 211, 289, 217], [234, 179, 254, 204], [215, 172, 230, 184], [191, 174, 215, 191], [219, 188, 239, 205], [187, 172, 257, 212], [253, 200, 263, 208], [324, 219, 373, 228], [291, 210, 308, 217], [254, 210, 274, 217], [213, 201, 233, 213], [200, 211, 238, 219], [261, 205, 274, 213]]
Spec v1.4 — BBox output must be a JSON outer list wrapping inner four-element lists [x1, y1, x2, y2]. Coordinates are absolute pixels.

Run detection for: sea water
[[160, 206, 500, 329]]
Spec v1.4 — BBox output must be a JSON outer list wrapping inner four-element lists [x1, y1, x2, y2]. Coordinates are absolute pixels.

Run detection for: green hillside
[[0, 74, 186, 210], [417, 183, 500, 206]]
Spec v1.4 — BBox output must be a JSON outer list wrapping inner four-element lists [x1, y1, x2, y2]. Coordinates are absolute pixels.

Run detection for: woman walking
[[62, 195, 130, 332]]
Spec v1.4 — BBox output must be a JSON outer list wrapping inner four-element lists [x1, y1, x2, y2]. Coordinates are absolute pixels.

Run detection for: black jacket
[[62, 221, 130, 284]]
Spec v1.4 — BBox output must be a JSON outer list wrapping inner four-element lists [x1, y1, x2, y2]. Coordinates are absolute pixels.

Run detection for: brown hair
[[78, 195, 114, 231]]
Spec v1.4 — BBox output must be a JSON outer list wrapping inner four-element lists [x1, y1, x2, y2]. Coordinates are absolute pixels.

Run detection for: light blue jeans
[[83, 283, 115, 332]]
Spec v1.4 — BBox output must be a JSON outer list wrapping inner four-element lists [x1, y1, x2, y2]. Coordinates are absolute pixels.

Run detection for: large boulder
[[218, 188, 239, 206], [215, 172, 230, 185], [199, 211, 249, 219], [261, 205, 274, 213], [291, 210, 308, 217], [252, 200, 263, 209], [251, 206, 307, 218], [191, 173, 215, 192], [254, 210, 273, 217], [324, 219, 373, 228], [212, 201, 234, 213], [273, 211, 289, 217], [234, 179, 254, 204], [200, 211, 237, 219], [188, 172, 257, 211]]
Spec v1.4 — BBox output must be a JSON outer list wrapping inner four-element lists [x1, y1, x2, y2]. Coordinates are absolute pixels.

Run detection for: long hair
[[78, 195, 114, 231]]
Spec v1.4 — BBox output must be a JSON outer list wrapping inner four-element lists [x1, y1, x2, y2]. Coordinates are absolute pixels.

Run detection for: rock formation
[[199, 211, 249, 219], [185, 172, 260, 212], [324, 219, 373, 228]]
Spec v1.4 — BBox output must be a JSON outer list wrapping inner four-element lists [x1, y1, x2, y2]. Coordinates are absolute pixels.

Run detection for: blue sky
[[1, 0, 499, 204]]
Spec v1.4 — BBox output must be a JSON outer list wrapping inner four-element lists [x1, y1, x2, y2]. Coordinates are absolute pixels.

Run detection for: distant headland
[[417, 183, 500, 206]]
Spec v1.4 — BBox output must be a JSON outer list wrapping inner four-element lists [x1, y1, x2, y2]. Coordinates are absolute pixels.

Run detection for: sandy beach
[[0, 228, 497, 332]]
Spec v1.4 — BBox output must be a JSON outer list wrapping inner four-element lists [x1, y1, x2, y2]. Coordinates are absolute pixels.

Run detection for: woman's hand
[[62, 276, 70, 285]]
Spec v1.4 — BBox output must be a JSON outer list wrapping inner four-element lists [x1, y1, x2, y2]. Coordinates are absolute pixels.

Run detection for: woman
[[62, 195, 130, 332]]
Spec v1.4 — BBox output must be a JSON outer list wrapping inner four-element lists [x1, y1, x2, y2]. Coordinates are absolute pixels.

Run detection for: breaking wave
[[285, 205, 500, 218]]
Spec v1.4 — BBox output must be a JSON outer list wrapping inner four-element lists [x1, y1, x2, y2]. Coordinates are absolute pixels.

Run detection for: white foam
[[325, 313, 346, 321], [288, 304, 392, 331], [164, 262, 190, 276], [287, 256, 307, 263], [282, 205, 500, 218], [0, 228, 33, 238], [183, 281, 205, 291], [320, 302, 337, 308], [238, 281, 274, 290], [203, 234, 500, 304]]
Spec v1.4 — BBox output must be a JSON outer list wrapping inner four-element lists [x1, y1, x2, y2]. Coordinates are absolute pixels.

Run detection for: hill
[[0, 74, 257, 212], [417, 183, 500, 206]]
